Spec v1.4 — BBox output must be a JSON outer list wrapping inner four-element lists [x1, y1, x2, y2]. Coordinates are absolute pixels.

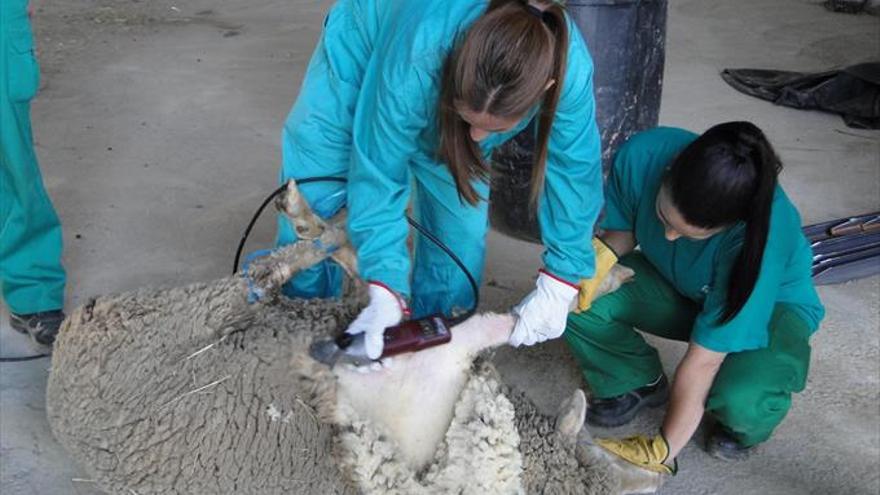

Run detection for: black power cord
[[233, 177, 479, 322], [0, 352, 50, 363], [404, 215, 479, 324], [1, 321, 52, 362]]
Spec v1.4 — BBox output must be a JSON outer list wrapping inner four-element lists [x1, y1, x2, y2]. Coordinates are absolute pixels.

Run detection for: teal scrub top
[[602, 127, 825, 353], [339, 0, 603, 297]]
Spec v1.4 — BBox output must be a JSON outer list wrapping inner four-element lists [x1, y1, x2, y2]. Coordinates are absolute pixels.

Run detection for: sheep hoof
[[555, 389, 587, 444]]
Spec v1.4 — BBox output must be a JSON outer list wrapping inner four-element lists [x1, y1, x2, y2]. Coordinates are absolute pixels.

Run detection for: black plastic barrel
[[489, 0, 667, 243]]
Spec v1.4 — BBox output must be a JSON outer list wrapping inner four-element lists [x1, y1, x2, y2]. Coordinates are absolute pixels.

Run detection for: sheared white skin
[[334, 312, 516, 470]]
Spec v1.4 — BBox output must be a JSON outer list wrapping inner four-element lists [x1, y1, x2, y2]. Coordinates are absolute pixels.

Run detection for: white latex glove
[[510, 270, 579, 347], [346, 282, 408, 360]]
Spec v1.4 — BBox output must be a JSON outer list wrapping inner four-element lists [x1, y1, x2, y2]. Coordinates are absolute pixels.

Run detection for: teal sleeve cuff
[[691, 321, 769, 354], [600, 209, 634, 233], [544, 241, 595, 285], [359, 262, 411, 300], [691, 336, 767, 354]]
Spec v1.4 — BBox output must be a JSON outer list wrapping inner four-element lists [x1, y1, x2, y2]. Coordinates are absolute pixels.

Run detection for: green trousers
[[0, 0, 66, 315], [565, 253, 812, 447]]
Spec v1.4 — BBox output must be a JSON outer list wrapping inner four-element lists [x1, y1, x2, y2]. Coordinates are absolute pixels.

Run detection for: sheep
[[46, 179, 661, 494], [48, 292, 641, 494]]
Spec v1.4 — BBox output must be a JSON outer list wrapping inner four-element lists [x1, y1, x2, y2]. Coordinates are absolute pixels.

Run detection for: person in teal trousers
[[1, 0, 67, 346], [276, 0, 604, 359], [567, 124, 824, 474]]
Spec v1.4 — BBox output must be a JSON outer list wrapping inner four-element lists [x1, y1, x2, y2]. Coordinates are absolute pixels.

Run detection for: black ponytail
[[664, 122, 782, 323]]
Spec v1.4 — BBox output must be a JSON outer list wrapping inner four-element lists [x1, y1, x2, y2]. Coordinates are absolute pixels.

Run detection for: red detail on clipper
[[378, 315, 452, 358]]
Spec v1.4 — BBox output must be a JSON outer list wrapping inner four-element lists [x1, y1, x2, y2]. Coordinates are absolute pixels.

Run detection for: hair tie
[[525, 3, 554, 26]]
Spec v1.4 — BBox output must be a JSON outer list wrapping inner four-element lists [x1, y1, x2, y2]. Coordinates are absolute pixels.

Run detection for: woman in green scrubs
[[567, 123, 824, 474]]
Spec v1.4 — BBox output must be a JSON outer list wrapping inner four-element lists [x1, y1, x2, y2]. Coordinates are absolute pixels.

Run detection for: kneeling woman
[[567, 123, 824, 473]]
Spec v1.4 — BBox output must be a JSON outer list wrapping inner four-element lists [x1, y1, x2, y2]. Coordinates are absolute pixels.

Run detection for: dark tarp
[[721, 62, 880, 129]]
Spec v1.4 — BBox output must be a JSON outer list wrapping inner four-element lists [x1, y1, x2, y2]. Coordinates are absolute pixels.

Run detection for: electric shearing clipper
[[309, 315, 453, 367]]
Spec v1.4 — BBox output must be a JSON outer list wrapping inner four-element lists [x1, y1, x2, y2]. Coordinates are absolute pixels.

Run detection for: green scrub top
[[602, 127, 824, 353]]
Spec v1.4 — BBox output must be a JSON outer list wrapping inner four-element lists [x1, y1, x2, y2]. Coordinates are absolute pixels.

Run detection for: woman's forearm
[[662, 343, 725, 459], [600, 230, 636, 258], [662, 375, 709, 459]]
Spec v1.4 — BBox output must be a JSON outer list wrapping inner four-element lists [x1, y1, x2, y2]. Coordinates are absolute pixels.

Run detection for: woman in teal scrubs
[[567, 123, 824, 473], [277, 0, 604, 359]]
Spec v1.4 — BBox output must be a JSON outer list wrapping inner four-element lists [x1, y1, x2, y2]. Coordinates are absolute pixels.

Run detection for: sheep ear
[[555, 389, 587, 443]]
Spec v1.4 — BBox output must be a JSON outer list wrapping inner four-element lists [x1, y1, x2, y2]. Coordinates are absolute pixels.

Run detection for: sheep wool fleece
[[0, 0, 66, 315], [277, 0, 603, 318], [47, 279, 363, 494], [46, 276, 620, 494]]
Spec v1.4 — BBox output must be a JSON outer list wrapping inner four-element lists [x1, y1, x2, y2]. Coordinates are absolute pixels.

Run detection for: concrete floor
[[1, 0, 878, 493]]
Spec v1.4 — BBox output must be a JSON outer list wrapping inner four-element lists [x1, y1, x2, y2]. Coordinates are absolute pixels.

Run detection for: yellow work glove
[[575, 237, 618, 313], [596, 433, 677, 475]]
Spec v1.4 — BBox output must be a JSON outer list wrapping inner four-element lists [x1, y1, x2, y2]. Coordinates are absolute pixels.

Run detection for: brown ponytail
[[437, 0, 569, 206]]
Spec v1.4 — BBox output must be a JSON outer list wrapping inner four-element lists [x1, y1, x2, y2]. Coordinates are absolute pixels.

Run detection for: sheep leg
[[327, 207, 347, 228], [555, 389, 587, 445], [329, 245, 358, 280], [275, 178, 327, 240], [594, 264, 636, 300], [323, 210, 359, 280], [245, 224, 350, 298], [245, 179, 363, 297]]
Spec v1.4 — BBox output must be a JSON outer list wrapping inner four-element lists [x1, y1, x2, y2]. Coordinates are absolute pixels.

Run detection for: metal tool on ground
[[721, 63, 880, 129], [803, 212, 880, 284]]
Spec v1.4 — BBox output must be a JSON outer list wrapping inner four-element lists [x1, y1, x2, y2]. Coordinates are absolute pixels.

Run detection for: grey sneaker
[[9, 310, 65, 346]]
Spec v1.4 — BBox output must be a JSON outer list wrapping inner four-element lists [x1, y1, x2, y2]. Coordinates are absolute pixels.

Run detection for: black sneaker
[[586, 375, 669, 427], [9, 310, 66, 346], [705, 422, 753, 461]]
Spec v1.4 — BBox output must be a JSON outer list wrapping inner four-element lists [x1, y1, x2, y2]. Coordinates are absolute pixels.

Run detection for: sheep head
[[575, 422, 666, 494]]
